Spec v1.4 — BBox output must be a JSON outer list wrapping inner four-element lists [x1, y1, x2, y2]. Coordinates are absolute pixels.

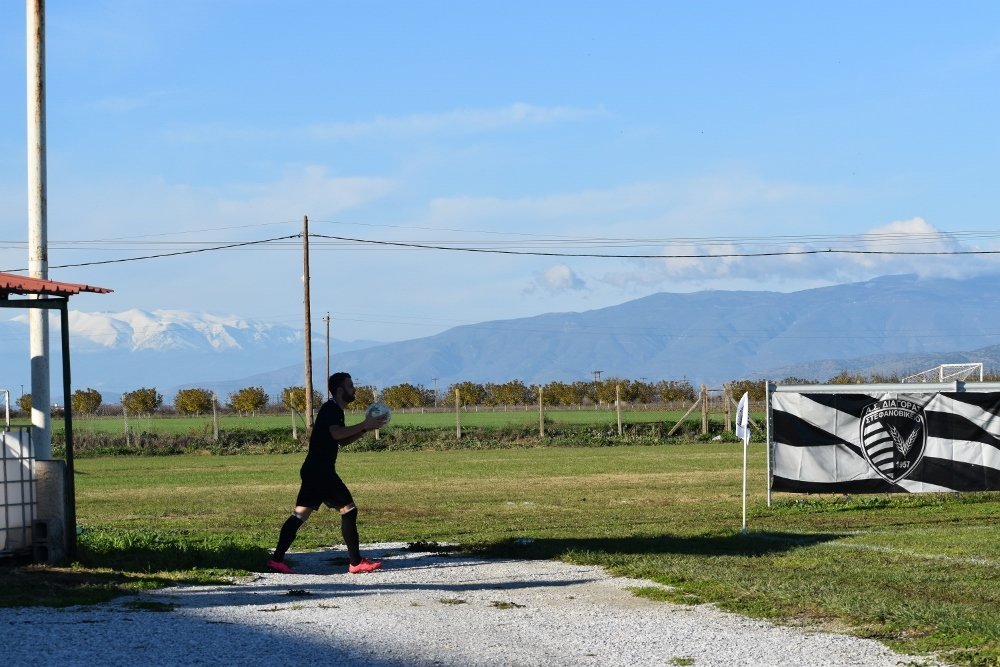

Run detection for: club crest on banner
[[859, 398, 927, 483]]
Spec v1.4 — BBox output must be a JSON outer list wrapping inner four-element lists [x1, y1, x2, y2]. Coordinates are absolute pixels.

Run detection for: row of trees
[[16, 385, 325, 418], [17, 379, 697, 417], [15, 369, 999, 418], [15, 370, 969, 417]]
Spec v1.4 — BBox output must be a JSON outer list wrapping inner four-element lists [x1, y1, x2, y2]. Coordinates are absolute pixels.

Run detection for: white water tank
[[1, 428, 36, 554]]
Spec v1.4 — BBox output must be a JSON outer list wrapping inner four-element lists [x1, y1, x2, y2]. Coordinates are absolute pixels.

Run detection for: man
[[267, 372, 388, 574]]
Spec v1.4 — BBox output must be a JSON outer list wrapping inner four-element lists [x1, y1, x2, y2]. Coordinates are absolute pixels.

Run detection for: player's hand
[[363, 414, 388, 431]]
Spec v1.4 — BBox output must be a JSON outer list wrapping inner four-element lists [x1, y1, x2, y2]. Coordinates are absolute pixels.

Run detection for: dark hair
[[329, 372, 352, 395]]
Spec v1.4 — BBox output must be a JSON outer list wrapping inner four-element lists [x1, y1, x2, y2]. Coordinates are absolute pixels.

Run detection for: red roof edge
[[0, 271, 113, 298]]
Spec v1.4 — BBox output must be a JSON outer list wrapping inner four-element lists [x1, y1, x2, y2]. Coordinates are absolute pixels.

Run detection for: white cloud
[[43, 165, 395, 239], [527, 264, 587, 294], [424, 173, 853, 235], [215, 166, 396, 221], [165, 103, 606, 145], [87, 89, 169, 113], [307, 103, 606, 141], [599, 217, 1000, 291]]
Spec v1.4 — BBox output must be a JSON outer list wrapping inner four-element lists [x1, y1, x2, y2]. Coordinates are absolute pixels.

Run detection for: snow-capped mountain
[[6, 274, 1000, 405], [60, 309, 302, 352], [0, 309, 379, 400]]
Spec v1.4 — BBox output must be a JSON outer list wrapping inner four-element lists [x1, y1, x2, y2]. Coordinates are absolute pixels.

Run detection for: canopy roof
[[0, 271, 112, 298]]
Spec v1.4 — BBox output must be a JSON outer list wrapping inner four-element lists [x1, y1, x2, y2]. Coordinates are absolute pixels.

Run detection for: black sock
[[274, 514, 304, 561], [341, 509, 361, 565]]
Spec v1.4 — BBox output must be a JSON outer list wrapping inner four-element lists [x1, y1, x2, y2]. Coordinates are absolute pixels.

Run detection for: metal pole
[[766, 381, 773, 508], [741, 428, 749, 533], [59, 301, 76, 557], [27, 0, 51, 459], [302, 216, 314, 425]]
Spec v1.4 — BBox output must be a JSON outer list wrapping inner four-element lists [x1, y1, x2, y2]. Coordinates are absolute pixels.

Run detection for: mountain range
[[2, 273, 999, 404]]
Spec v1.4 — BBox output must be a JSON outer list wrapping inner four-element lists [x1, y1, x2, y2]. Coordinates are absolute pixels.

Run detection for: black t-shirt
[[302, 400, 345, 474]]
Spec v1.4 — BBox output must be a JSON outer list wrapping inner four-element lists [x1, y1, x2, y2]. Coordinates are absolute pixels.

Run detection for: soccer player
[[267, 372, 388, 574]]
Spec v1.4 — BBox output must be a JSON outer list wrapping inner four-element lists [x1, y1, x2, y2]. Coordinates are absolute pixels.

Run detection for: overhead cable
[[0, 235, 300, 272], [309, 233, 1000, 258]]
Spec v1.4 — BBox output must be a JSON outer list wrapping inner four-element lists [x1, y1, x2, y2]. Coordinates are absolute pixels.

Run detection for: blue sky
[[2, 1, 1000, 343]]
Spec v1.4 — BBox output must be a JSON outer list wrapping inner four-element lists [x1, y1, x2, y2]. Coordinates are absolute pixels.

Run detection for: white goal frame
[[902, 363, 983, 383]]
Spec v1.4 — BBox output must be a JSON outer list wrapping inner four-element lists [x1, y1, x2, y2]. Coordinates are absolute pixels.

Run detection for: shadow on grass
[[76, 538, 268, 573], [1, 530, 270, 608], [0, 563, 185, 608], [479, 531, 847, 561]]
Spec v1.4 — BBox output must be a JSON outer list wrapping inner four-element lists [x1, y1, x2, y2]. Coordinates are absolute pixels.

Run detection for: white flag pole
[[741, 427, 749, 533], [736, 392, 750, 533]]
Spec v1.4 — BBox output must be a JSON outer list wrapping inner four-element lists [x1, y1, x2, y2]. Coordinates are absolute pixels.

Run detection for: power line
[[4, 228, 1000, 272], [5, 226, 1000, 249], [309, 233, 1000, 258], [312, 219, 1000, 246], [0, 234, 301, 272]]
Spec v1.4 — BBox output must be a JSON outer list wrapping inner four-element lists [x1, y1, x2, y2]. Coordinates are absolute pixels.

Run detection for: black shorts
[[295, 470, 354, 510]]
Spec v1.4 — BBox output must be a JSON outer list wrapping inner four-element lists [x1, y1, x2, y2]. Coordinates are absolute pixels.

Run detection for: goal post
[[902, 363, 983, 383]]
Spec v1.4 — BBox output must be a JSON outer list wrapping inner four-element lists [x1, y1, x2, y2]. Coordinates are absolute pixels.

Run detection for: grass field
[[3, 443, 997, 665], [10, 406, 721, 436]]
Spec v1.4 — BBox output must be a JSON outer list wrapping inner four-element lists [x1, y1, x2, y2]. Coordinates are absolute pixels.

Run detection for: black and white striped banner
[[771, 391, 1000, 493]]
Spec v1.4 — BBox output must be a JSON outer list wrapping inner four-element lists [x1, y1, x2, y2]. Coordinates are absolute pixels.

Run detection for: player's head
[[329, 372, 355, 403]]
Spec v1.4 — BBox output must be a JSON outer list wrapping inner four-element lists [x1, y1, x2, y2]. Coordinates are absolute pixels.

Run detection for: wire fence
[[3, 394, 760, 440]]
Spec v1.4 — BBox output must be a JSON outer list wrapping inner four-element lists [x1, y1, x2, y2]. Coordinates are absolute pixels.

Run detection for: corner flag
[[735, 392, 750, 441], [736, 390, 751, 533]]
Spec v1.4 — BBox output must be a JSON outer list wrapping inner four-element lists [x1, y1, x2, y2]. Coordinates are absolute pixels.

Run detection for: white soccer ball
[[365, 401, 392, 425]]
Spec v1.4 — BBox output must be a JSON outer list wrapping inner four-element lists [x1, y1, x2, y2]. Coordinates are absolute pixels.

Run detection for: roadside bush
[[53, 427, 306, 458], [50, 418, 760, 458]]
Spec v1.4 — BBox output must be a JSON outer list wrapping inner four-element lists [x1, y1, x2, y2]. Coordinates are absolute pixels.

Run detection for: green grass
[[17, 406, 728, 436], [3, 443, 997, 666]]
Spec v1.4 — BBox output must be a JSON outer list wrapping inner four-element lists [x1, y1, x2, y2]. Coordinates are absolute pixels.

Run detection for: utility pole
[[27, 0, 51, 459], [302, 215, 314, 425], [323, 312, 331, 400], [592, 370, 602, 407], [432, 377, 439, 408]]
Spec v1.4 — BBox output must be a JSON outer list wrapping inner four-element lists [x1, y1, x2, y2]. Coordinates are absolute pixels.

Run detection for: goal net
[[902, 363, 983, 383]]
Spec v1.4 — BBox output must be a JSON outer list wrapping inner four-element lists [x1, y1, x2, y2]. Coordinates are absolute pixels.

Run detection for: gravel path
[[1, 543, 944, 667]]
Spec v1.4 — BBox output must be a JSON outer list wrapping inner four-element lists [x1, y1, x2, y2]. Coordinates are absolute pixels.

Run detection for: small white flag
[[735, 392, 750, 441]]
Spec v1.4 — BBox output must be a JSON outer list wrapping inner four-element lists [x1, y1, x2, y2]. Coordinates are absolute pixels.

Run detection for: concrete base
[[34, 459, 67, 564]]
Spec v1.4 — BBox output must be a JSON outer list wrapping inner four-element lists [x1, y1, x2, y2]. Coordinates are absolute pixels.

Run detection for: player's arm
[[329, 414, 387, 446]]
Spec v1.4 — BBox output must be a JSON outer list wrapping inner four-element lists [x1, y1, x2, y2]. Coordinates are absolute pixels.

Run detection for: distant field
[[13, 405, 733, 436]]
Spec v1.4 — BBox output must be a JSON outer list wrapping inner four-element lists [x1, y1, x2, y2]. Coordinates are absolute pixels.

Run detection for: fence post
[[616, 384, 622, 436], [212, 392, 220, 441], [701, 384, 709, 435], [538, 386, 544, 438], [724, 385, 732, 432], [667, 396, 702, 437]]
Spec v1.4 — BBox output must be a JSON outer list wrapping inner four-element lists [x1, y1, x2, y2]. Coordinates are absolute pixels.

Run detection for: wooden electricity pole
[[302, 215, 314, 425], [323, 312, 331, 400]]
